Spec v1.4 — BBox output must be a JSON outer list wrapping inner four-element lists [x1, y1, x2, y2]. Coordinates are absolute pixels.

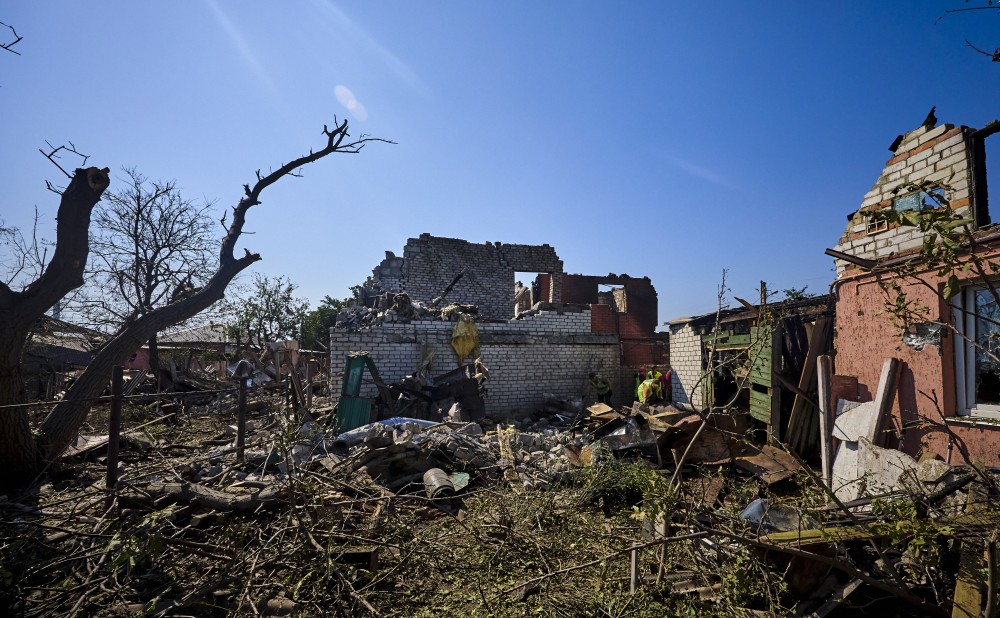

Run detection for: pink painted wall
[[834, 269, 1000, 468]]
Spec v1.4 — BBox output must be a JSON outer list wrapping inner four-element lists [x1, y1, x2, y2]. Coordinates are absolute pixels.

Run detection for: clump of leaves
[[871, 498, 951, 567]]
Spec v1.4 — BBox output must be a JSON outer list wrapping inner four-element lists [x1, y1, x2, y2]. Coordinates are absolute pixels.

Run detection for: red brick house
[[829, 115, 1000, 466]]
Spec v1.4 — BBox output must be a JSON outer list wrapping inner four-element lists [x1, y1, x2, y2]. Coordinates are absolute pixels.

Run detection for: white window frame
[[953, 286, 1000, 419]]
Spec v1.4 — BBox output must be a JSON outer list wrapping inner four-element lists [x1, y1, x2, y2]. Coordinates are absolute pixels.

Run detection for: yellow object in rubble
[[451, 314, 480, 360]]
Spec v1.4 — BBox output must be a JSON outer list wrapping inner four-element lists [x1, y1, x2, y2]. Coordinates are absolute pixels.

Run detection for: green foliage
[[300, 286, 364, 349], [780, 286, 814, 302], [219, 273, 309, 346], [867, 186, 990, 333], [871, 498, 950, 567], [580, 458, 662, 515]]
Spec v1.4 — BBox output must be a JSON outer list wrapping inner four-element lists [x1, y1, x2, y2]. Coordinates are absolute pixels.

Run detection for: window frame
[[953, 285, 1000, 419]]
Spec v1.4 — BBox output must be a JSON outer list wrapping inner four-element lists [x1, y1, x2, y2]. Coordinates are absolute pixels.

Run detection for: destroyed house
[[330, 234, 666, 418], [830, 115, 1000, 466], [667, 295, 834, 449]]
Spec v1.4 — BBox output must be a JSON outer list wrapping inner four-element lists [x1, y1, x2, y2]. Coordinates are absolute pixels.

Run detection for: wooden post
[[306, 360, 313, 410], [870, 358, 900, 446], [105, 365, 123, 510], [630, 548, 639, 595], [237, 375, 247, 463], [816, 355, 834, 488]]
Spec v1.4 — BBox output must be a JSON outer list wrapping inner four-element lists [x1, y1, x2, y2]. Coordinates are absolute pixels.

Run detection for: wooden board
[[763, 508, 1000, 547], [749, 324, 782, 433], [733, 444, 803, 485]]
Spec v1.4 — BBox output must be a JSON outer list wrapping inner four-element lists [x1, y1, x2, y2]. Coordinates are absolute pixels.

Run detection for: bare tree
[[0, 120, 389, 493], [77, 168, 216, 383]]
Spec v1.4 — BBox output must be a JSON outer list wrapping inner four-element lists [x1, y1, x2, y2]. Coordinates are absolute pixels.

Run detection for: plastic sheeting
[[451, 314, 480, 360]]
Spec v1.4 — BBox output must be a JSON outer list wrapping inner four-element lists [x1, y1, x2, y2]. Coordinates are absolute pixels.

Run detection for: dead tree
[[78, 168, 216, 384], [0, 120, 388, 492]]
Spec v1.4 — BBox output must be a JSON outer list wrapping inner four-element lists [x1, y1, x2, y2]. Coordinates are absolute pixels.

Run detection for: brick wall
[[832, 124, 975, 275], [330, 306, 620, 417], [590, 303, 617, 334], [669, 322, 707, 409], [561, 273, 658, 333], [397, 234, 564, 321]]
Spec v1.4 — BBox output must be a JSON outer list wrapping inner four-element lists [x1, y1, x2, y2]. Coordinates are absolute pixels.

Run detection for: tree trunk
[[0, 319, 39, 493], [40, 255, 257, 461], [0, 167, 109, 494], [148, 331, 161, 388]]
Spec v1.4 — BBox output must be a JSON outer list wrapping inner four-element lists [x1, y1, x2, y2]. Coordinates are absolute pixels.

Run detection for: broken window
[[953, 285, 1000, 418], [892, 186, 946, 212]]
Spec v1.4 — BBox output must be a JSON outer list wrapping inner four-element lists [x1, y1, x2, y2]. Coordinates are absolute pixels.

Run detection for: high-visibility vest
[[637, 378, 658, 403], [592, 377, 611, 394]]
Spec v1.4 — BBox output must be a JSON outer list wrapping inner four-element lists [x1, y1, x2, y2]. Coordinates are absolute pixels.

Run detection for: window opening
[[597, 283, 625, 313], [954, 286, 1000, 418], [514, 272, 546, 316], [866, 215, 888, 235], [893, 186, 946, 212]]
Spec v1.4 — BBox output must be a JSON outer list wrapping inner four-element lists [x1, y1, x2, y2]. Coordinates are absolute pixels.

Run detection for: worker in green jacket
[[589, 372, 613, 404]]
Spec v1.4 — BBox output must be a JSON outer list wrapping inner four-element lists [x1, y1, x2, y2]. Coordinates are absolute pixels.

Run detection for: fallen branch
[[139, 482, 287, 513], [500, 531, 710, 597]]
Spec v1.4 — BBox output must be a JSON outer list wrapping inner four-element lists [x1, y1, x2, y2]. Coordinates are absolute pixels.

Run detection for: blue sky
[[2, 2, 999, 326]]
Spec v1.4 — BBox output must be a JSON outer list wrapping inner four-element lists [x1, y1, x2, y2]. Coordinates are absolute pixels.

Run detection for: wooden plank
[[733, 444, 802, 485], [803, 578, 863, 618], [749, 323, 782, 439], [952, 484, 986, 618], [786, 317, 831, 452], [764, 508, 1000, 547], [749, 389, 772, 424], [816, 355, 834, 488], [869, 358, 901, 446]]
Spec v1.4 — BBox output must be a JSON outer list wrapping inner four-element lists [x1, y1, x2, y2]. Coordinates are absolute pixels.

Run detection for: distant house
[[126, 323, 235, 374], [23, 316, 104, 399]]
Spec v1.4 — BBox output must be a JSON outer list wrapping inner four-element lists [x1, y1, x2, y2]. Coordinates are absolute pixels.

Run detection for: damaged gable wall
[[831, 117, 1000, 466], [334, 235, 667, 417], [832, 122, 978, 275], [386, 234, 564, 321]]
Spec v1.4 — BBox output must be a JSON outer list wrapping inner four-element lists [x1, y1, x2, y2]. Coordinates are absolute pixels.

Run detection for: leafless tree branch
[[0, 20, 22, 55], [39, 142, 91, 192]]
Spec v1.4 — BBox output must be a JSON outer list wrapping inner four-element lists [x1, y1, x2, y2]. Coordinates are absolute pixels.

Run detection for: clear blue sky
[[2, 2, 999, 326]]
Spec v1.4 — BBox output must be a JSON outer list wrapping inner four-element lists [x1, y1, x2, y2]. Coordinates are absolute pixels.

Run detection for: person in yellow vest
[[589, 372, 613, 404], [650, 369, 664, 401], [637, 376, 659, 404]]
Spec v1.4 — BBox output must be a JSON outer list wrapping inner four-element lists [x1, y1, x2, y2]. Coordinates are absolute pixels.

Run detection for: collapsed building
[[829, 115, 1000, 466], [329, 234, 667, 418]]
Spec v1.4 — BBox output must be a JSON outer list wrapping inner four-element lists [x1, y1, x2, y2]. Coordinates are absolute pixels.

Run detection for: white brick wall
[[330, 308, 621, 417], [833, 124, 975, 276], [668, 323, 708, 410]]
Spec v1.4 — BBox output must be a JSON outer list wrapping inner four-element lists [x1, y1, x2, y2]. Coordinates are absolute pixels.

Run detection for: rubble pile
[[4, 372, 999, 617], [335, 292, 480, 331]]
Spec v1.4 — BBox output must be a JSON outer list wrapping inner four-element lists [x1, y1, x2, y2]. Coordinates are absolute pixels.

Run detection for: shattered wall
[[831, 122, 980, 275], [831, 117, 1000, 465], [330, 306, 620, 417], [395, 234, 564, 321], [560, 273, 658, 334]]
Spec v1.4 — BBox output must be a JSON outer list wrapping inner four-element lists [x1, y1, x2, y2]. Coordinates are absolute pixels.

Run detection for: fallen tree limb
[[139, 482, 287, 513], [694, 524, 947, 617], [500, 531, 710, 597]]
